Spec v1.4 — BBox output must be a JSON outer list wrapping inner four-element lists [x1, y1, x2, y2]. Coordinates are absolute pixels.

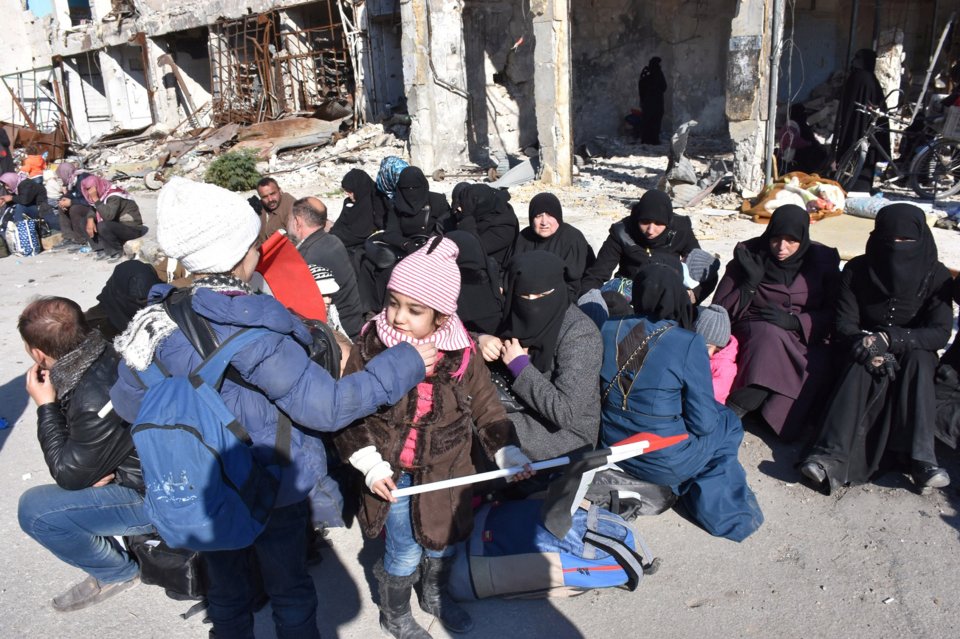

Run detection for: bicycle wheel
[[910, 138, 960, 199], [834, 146, 865, 191]]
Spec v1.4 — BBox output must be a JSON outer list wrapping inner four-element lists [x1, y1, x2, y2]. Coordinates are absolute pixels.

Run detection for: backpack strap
[[164, 290, 293, 467], [131, 361, 169, 389], [582, 529, 651, 592]]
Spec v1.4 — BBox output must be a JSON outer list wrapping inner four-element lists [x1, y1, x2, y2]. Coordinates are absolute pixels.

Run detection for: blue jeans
[[384, 473, 452, 577], [203, 499, 320, 639], [18, 483, 153, 583], [12, 203, 39, 222]]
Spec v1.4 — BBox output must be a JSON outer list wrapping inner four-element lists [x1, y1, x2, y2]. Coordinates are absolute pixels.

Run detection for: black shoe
[[800, 461, 827, 485], [417, 556, 473, 634], [375, 561, 431, 639], [912, 463, 950, 489]]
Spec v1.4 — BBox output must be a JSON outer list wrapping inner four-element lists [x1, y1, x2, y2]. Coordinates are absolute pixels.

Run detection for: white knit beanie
[[156, 177, 261, 274], [388, 237, 461, 315]]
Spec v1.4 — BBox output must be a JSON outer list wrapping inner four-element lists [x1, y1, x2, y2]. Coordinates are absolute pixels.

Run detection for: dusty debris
[[234, 117, 348, 159]]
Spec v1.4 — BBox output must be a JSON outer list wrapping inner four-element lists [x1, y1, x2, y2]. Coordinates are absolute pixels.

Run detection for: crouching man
[[17, 297, 150, 611]]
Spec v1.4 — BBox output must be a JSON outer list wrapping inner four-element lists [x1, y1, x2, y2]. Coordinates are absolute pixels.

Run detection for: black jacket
[[381, 192, 452, 251], [297, 228, 365, 340], [11, 178, 47, 207], [37, 345, 143, 491]]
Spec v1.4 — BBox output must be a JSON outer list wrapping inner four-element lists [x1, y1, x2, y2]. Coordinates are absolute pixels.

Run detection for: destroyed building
[[0, 0, 956, 194]]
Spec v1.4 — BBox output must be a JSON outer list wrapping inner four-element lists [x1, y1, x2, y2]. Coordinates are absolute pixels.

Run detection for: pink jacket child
[[695, 304, 738, 404]]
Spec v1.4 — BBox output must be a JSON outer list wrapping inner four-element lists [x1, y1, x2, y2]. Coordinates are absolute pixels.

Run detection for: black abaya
[[832, 49, 889, 191]]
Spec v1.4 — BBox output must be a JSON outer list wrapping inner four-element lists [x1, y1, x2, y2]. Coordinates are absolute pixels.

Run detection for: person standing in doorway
[[638, 57, 667, 145]]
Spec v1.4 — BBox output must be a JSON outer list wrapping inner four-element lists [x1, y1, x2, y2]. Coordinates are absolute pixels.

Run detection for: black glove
[[758, 306, 802, 332], [734, 245, 766, 290], [852, 332, 889, 365], [869, 353, 899, 381]]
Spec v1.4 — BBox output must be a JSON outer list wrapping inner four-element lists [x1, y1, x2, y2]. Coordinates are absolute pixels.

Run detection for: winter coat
[[110, 285, 425, 508], [257, 192, 295, 246], [297, 228, 364, 340], [40, 342, 143, 491], [581, 297, 763, 542], [10, 178, 47, 207], [580, 216, 715, 302], [506, 304, 603, 460], [89, 196, 143, 226], [335, 329, 518, 550], [713, 241, 840, 435], [710, 335, 739, 405], [381, 192, 452, 252]]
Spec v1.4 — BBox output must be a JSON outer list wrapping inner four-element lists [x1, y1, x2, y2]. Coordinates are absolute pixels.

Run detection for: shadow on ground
[[0, 373, 29, 453]]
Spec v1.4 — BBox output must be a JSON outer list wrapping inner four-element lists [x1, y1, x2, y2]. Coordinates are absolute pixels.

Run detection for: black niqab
[[758, 204, 811, 285], [394, 166, 430, 216], [447, 230, 503, 334], [501, 251, 569, 372], [97, 261, 161, 333], [460, 184, 501, 219], [865, 203, 938, 300], [630, 262, 694, 330], [332, 169, 384, 247]]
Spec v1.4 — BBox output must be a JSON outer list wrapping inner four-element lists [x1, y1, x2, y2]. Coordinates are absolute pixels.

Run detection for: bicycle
[[832, 101, 949, 198]]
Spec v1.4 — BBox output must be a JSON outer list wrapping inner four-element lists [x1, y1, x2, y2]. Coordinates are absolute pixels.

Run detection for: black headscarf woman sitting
[[479, 250, 603, 460], [452, 184, 518, 268], [331, 169, 386, 251], [580, 189, 715, 302], [714, 204, 840, 440], [801, 203, 953, 492], [579, 261, 763, 542], [512, 193, 595, 300], [447, 230, 503, 335], [381, 166, 451, 253]]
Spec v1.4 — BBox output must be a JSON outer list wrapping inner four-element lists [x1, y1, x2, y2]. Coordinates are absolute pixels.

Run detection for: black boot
[[418, 556, 474, 634], [374, 561, 431, 639]]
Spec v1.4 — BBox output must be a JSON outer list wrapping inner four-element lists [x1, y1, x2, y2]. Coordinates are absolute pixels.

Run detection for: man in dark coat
[[17, 297, 150, 612], [287, 196, 364, 340]]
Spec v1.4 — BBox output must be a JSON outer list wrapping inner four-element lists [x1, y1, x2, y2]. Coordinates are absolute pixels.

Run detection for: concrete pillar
[[725, 0, 769, 197], [401, 0, 469, 173], [531, 0, 573, 186], [145, 37, 180, 133]]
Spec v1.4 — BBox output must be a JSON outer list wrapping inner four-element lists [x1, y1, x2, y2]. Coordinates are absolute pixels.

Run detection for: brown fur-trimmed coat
[[335, 329, 518, 550]]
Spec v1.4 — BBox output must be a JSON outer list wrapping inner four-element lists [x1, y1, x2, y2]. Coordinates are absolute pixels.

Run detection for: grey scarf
[[50, 331, 108, 396]]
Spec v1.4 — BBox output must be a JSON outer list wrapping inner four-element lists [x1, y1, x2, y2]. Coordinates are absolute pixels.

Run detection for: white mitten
[[348, 446, 394, 490], [494, 445, 532, 470]]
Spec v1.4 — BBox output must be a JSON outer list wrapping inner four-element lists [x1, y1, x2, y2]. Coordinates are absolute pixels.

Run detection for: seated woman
[[580, 262, 763, 542], [331, 168, 386, 253], [713, 204, 841, 440], [479, 251, 602, 461], [81, 175, 146, 261], [580, 189, 716, 303], [800, 203, 953, 493], [55, 161, 94, 247], [358, 166, 451, 312], [451, 183, 518, 268], [512, 193, 594, 300], [0, 171, 48, 230], [447, 230, 503, 335]]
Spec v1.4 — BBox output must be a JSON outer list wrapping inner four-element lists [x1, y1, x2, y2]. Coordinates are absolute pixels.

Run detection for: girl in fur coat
[[336, 237, 532, 639]]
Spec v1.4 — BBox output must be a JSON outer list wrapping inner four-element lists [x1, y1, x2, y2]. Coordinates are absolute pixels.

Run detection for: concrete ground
[[2, 186, 960, 639]]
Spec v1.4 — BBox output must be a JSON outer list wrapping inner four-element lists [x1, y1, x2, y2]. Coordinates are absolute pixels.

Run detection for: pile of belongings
[[741, 171, 846, 223]]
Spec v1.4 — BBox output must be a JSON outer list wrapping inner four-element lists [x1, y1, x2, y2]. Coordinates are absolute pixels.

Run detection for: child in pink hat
[[336, 237, 532, 638]]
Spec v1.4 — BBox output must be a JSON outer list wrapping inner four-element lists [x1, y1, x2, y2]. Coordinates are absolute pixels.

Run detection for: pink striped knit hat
[[388, 237, 461, 315]]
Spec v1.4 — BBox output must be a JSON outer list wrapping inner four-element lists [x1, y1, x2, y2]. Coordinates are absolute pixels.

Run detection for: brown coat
[[335, 329, 518, 550], [257, 191, 296, 246]]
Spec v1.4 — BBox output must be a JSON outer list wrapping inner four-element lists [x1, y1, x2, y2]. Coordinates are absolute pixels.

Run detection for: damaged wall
[[570, 0, 734, 145], [462, 0, 537, 164]]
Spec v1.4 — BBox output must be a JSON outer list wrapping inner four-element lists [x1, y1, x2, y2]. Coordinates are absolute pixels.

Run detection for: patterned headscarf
[[376, 156, 410, 199], [80, 175, 131, 205]]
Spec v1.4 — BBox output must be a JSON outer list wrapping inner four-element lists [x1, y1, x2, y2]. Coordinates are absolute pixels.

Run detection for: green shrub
[[204, 149, 262, 192]]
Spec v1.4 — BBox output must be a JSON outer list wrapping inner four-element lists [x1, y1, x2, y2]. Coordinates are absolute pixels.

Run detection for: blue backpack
[[449, 499, 658, 600], [129, 327, 291, 551]]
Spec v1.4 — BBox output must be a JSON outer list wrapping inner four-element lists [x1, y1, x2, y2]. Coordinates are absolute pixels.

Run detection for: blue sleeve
[[233, 336, 424, 433], [109, 362, 146, 424], [680, 333, 720, 437]]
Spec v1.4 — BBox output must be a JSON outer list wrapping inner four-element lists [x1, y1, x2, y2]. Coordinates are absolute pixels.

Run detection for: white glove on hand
[[348, 446, 394, 491], [494, 445, 532, 470]]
